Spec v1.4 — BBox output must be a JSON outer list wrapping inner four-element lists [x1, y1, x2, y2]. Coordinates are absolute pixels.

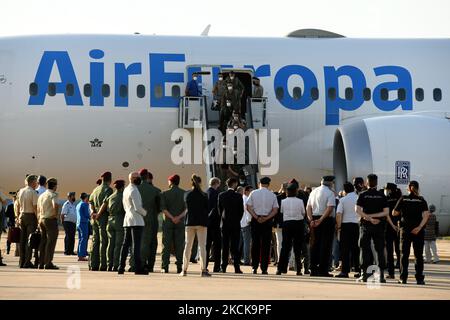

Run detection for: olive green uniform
[[89, 183, 113, 270], [160, 185, 186, 271], [220, 89, 241, 132], [225, 76, 244, 96], [105, 191, 125, 270], [129, 182, 161, 271], [213, 80, 227, 103]]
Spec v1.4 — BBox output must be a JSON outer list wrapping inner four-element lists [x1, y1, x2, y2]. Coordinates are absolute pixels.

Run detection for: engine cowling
[[333, 113, 450, 235]]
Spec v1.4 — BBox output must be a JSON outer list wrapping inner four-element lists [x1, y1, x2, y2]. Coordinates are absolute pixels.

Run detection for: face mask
[[230, 75, 235, 79], [226, 102, 231, 107], [218, 77, 223, 81], [193, 77, 197, 81], [133, 177, 141, 185]]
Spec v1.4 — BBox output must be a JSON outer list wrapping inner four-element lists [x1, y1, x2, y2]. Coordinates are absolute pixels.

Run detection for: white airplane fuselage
[[0, 34, 449, 233]]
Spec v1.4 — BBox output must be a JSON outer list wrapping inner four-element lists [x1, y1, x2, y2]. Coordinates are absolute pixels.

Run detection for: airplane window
[[415, 88, 424, 101], [311, 87, 319, 100], [345, 87, 353, 100], [293, 87, 302, 100], [119, 85, 128, 98], [433, 88, 442, 102], [84, 84, 92, 97], [137, 85, 145, 98], [275, 87, 284, 100], [328, 88, 336, 101], [154, 85, 163, 99], [66, 84, 74, 97], [380, 88, 389, 101], [29, 83, 38, 96], [172, 85, 181, 98], [102, 84, 110, 97], [363, 88, 371, 101], [48, 83, 56, 96], [398, 88, 406, 101]]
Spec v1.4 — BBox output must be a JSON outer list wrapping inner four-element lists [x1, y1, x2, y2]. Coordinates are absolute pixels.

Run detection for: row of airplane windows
[[29, 82, 443, 102]]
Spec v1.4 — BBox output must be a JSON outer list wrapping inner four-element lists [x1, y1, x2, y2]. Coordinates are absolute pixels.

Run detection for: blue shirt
[[186, 80, 200, 96], [76, 202, 90, 226], [61, 200, 77, 223]]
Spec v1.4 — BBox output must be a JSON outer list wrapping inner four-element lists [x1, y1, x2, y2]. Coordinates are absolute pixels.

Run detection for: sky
[[1, 0, 449, 38]]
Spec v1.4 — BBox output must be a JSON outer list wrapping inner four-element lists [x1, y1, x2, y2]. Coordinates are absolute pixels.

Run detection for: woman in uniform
[[393, 181, 430, 285]]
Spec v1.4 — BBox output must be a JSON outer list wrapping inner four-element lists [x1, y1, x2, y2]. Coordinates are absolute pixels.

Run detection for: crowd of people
[[0, 171, 441, 285]]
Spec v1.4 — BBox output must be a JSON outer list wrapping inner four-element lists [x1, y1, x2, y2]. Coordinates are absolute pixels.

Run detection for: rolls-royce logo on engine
[[395, 161, 410, 185]]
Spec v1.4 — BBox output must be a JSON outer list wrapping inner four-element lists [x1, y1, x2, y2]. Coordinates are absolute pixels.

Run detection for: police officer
[[393, 181, 430, 285], [227, 111, 247, 130], [89, 172, 113, 271], [160, 174, 186, 273], [137, 168, 161, 272], [355, 174, 388, 283], [220, 84, 241, 133], [384, 183, 401, 279], [306, 176, 336, 277], [212, 73, 226, 109], [97, 180, 125, 271]]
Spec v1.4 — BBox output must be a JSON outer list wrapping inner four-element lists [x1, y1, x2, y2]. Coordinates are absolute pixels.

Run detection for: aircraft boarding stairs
[[179, 96, 268, 189]]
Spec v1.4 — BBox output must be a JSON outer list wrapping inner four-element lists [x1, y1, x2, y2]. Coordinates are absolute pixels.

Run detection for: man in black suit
[[218, 178, 244, 273], [206, 177, 222, 272]]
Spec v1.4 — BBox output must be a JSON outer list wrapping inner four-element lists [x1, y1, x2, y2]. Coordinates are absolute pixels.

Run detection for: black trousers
[[63, 221, 76, 255], [221, 225, 241, 271], [400, 228, 425, 282], [340, 223, 360, 274], [310, 216, 334, 275], [386, 225, 400, 276], [278, 220, 304, 273], [119, 226, 143, 272], [206, 223, 222, 270], [360, 222, 386, 277], [251, 218, 273, 272]]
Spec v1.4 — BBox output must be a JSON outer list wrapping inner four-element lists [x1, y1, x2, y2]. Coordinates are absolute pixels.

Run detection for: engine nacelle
[[334, 113, 450, 235]]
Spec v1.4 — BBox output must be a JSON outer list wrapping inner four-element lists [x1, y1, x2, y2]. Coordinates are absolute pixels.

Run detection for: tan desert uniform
[[16, 186, 38, 267], [38, 189, 59, 267]]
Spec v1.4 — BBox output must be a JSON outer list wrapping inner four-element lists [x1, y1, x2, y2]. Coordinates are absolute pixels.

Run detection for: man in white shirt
[[240, 186, 253, 265], [306, 176, 336, 277], [246, 177, 279, 274], [35, 176, 47, 196], [118, 172, 148, 275], [335, 182, 360, 278], [61, 192, 77, 255]]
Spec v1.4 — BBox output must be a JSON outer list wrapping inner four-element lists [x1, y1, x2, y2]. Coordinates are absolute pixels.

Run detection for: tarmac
[[0, 232, 449, 300]]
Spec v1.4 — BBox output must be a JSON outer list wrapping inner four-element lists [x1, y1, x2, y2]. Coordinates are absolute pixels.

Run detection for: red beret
[[168, 174, 180, 183], [101, 171, 112, 179], [113, 180, 125, 189], [138, 168, 148, 177]]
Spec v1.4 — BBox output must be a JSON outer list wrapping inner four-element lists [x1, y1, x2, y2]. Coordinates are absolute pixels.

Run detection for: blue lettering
[[89, 49, 105, 106], [324, 66, 366, 125], [29, 51, 82, 106], [149, 53, 185, 107], [273, 65, 317, 110], [373, 66, 412, 111]]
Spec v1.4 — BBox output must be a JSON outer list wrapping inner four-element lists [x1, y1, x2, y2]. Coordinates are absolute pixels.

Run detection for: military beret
[[138, 168, 149, 177], [101, 172, 112, 179], [286, 183, 298, 191], [113, 180, 125, 189]]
